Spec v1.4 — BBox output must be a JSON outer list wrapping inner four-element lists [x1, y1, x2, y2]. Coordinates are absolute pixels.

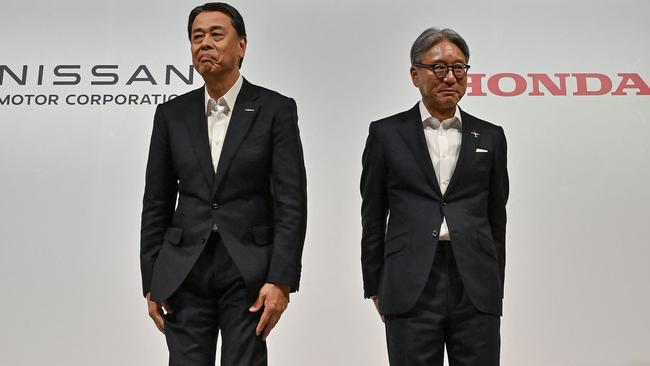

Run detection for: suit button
[[212, 203, 220, 210], [441, 201, 447, 206], [432, 230, 439, 237]]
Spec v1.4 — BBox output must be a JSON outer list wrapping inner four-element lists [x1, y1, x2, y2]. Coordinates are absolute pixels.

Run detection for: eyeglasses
[[413, 63, 471, 79]]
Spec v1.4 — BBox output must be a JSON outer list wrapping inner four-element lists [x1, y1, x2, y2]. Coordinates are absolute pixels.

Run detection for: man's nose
[[443, 69, 457, 84], [200, 35, 214, 49]]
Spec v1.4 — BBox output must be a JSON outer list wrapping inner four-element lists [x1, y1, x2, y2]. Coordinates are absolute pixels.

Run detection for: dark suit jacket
[[141, 79, 307, 302], [361, 104, 508, 316]]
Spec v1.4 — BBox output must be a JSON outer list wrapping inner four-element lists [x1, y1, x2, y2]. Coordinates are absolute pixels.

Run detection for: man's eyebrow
[[192, 25, 226, 34]]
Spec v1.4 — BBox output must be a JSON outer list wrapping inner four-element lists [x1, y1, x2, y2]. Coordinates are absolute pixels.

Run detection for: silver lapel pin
[[470, 131, 480, 138], [244, 108, 255, 112]]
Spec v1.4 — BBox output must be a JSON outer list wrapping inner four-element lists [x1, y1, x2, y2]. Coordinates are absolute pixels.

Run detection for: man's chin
[[437, 98, 460, 110], [196, 65, 223, 78]]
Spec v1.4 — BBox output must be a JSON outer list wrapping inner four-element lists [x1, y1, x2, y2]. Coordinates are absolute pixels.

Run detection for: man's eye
[[433, 65, 446, 71]]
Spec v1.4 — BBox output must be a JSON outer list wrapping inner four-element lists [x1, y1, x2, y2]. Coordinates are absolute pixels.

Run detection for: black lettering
[[49, 95, 59, 105], [115, 95, 126, 105], [103, 94, 114, 104], [66, 94, 76, 105], [53, 65, 81, 85], [0, 65, 28, 85], [91, 94, 101, 105], [165, 65, 194, 85], [12, 95, 24, 104], [0, 95, 10, 105], [37, 65, 44, 85], [91, 65, 119, 85], [126, 65, 157, 85], [35, 95, 47, 105], [141, 94, 152, 104]]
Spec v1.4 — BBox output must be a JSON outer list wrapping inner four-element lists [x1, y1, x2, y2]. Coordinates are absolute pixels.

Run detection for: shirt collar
[[419, 100, 462, 130], [204, 74, 244, 116]]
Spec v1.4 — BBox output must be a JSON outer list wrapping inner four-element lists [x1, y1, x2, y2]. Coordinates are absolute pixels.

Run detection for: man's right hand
[[371, 296, 384, 323], [146, 292, 174, 333]]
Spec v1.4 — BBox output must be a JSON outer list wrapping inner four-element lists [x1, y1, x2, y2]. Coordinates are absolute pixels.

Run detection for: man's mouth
[[199, 54, 217, 62]]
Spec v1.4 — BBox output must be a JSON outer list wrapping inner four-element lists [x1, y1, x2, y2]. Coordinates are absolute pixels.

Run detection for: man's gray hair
[[410, 27, 470, 65]]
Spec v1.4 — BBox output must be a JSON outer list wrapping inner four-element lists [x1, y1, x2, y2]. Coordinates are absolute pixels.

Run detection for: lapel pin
[[244, 108, 255, 112], [470, 131, 480, 138]]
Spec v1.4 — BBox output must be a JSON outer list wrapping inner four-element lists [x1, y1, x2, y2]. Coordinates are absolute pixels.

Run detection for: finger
[[262, 314, 281, 341], [249, 293, 266, 312], [256, 308, 272, 336], [150, 309, 166, 333], [161, 301, 174, 314]]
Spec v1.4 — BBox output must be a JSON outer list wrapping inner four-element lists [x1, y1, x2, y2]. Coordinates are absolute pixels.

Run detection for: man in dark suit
[[140, 3, 307, 365], [361, 27, 508, 366]]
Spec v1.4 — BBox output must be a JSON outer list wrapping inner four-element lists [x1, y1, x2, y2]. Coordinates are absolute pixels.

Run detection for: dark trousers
[[385, 242, 500, 366], [164, 233, 267, 366]]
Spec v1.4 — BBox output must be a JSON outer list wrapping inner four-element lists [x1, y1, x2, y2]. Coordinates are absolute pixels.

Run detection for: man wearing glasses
[[361, 27, 508, 365]]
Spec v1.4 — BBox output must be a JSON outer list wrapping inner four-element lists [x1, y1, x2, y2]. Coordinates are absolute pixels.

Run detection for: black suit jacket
[[361, 104, 508, 316], [141, 79, 307, 302]]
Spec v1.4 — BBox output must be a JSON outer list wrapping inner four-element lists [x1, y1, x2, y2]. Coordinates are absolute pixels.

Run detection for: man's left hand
[[249, 283, 290, 341]]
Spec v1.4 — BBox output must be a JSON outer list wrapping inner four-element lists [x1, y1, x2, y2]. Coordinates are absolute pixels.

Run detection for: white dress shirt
[[205, 74, 243, 231], [419, 101, 462, 241], [205, 74, 244, 172]]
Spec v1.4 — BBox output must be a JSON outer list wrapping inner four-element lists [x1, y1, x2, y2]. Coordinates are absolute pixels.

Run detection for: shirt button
[[442, 201, 447, 206], [212, 203, 220, 210], [432, 230, 439, 237]]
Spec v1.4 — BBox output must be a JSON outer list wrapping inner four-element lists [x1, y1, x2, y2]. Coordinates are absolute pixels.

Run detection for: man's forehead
[[192, 11, 232, 31], [425, 41, 466, 60]]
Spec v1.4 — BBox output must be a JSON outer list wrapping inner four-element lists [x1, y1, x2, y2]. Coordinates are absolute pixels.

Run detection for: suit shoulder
[[461, 109, 503, 132], [250, 83, 295, 105], [369, 109, 412, 131], [158, 87, 203, 110]]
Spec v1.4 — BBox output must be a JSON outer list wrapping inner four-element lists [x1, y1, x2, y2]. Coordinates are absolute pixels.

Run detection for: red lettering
[[573, 73, 612, 96], [528, 73, 570, 96], [466, 73, 487, 96], [487, 73, 527, 97], [611, 73, 650, 95]]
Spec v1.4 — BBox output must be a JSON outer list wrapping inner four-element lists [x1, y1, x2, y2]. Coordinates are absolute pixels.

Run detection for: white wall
[[1, 0, 649, 365]]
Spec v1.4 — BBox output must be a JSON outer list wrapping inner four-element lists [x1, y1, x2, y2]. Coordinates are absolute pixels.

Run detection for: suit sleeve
[[266, 98, 307, 292], [360, 123, 388, 298], [488, 126, 509, 294], [140, 105, 178, 297]]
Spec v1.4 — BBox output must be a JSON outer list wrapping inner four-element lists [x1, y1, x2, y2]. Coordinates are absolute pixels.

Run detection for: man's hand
[[371, 296, 384, 322], [146, 292, 174, 333], [249, 283, 290, 341]]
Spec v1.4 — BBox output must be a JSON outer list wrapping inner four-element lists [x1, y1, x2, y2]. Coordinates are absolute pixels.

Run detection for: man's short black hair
[[187, 2, 247, 40]]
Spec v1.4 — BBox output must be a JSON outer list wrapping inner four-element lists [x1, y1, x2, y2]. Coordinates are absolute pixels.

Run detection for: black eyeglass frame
[[412, 62, 471, 79]]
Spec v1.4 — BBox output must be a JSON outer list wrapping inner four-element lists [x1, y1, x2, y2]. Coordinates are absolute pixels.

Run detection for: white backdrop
[[1, 0, 649, 365]]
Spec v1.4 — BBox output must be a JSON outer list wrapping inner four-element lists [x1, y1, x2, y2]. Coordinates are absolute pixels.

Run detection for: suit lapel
[[444, 108, 480, 196], [212, 78, 261, 196], [184, 87, 215, 189], [397, 104, 443, 198]]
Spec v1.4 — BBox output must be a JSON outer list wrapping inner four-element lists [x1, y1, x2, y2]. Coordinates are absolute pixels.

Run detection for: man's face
[[190, 11, 246, 79], [410, 40, 467, 111]]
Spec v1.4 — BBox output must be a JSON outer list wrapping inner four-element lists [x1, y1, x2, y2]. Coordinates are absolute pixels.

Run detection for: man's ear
[[239, 36, 248, 59], [410, 66, 419, 87]]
